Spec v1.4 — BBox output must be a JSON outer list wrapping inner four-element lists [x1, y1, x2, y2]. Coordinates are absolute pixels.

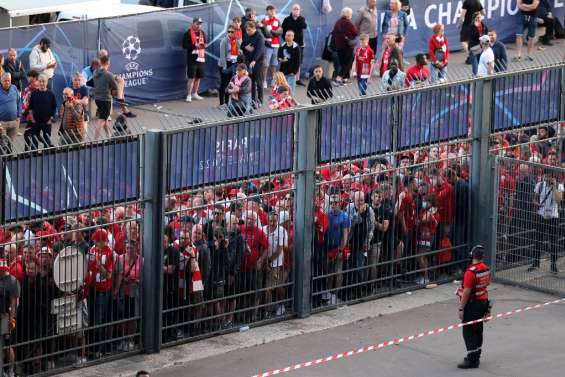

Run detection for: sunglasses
[[228, 30, 235, 33]]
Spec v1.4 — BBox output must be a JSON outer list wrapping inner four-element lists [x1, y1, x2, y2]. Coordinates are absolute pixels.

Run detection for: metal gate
[[493, 156, 565, 295]]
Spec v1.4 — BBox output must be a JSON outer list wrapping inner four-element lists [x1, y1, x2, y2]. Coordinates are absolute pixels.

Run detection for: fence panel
[[493, 155, 565, 295], [491, 69, 562, 131], [167, 115, 294, 191], [398, 83, 471, 150], [318, 96, 393, 163], [2, 138, 140, 223], [0, 140, 145, 376]]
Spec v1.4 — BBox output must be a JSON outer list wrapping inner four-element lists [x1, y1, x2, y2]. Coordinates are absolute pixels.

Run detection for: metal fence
[[0, 64, 564, 376]]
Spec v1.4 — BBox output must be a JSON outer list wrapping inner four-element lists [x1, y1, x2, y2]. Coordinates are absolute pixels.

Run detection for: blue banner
[[168, 114, 294, 190], [0, 1, 563, 105], [3, 140, 139, 222], [319, 97, 393, 162], [492, 68, 562, 131], [399, 84, 471, 149]]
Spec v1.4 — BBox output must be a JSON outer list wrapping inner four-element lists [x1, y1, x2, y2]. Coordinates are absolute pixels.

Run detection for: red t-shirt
[[240, 226, 268, 273], [437, 183, 455, 225], [405, 64, 430, 86], [354, 46, 375, 78], [399, 190, 416, 233], [418, 209, 440, 244], [87, 245, 114, 292]]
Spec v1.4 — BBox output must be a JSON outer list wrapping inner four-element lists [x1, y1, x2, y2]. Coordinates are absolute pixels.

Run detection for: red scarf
[[231, 74, 247, 101], [229, 36, 239, 62], [190, 28, 206, 62], [380, 47, 392, 76]]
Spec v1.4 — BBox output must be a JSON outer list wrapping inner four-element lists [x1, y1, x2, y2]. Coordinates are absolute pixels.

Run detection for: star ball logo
[[119, 35, 153, 88]]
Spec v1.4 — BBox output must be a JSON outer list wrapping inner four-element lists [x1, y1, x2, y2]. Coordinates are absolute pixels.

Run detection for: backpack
[[322, 32, 336, 62]]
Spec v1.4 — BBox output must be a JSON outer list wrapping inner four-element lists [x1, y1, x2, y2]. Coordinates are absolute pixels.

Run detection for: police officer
[[457, 245, 491, 369]]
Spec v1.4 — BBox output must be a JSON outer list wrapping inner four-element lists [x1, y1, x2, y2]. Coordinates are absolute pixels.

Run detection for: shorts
[[264, 46, 279, 67], [95, 99, 112, 120], [517, 14, 537, 40], [187, 61, 205, 79]]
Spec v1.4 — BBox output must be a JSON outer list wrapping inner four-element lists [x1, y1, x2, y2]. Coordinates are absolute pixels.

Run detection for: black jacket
[[242, 30, 266, 67], [307, 77, 333, 104], [282, 15, 307, 46], [3, 59, 25, 91], [278, 42, 301, 75]]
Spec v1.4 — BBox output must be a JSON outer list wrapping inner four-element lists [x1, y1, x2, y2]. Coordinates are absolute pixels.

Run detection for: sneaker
[[275, 304, 286, 316], [457, 358, 480, 369], [525, 56, 534, 62], [126, 341, 136, 351], [512, 56, 522, 62], [541, 40, 553, 46], [186, 95, 192, 102], [193, 93, 204, 101], [321, 292, 331, 301], [329, 293, 338, 305], [174, 328, 184, 339], [123, 111, 137, 118], [78, 357, 88, 365]]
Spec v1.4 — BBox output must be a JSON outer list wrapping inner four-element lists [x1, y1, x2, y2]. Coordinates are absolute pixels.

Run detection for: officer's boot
[[458, 356, 480, 369]]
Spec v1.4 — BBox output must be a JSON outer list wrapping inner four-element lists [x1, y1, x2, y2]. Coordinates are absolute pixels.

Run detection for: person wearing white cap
[[476, 35, 494, 77]]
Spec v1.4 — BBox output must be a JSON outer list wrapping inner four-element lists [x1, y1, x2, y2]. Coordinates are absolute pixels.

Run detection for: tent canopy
[[0, 0, 121, 18]]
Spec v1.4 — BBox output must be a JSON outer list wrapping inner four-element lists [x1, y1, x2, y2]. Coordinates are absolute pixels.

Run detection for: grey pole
[[470, 79, 495, 260], [141, 130, 166, 353], [293, 109, 318, 318]]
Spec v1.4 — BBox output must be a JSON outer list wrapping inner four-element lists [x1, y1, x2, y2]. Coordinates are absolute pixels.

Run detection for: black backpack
[[322, 32, 336, 62]]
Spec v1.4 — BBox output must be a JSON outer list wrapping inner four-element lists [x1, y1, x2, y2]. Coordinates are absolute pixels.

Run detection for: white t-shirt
[[535, 180, 565, 219], [477, 47, 494, 77], [262, 225, 288, 268]]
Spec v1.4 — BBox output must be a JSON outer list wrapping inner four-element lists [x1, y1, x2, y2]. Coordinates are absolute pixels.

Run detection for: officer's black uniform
[[457, 245, 491, 369]]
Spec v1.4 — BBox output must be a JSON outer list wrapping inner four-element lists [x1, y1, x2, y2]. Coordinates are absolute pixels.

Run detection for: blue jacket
[[0, 84, 21, 121], [381, 10, 410, 37]]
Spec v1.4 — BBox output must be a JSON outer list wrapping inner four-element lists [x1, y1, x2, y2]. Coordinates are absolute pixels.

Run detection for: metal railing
[[0, 64, 563, 376]]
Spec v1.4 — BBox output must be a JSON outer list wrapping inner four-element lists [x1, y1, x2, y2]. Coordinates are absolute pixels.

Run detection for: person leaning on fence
[[428, 23, 449, 83], [59, 87, 87, 145], [352, 34, 375, 96], [0, 257, 19, 377], [26, 75, 56, 150], [183, 17, 208, 103], [218, 25, 242, 107], [0, 72, 21, 150], [404, 53, 430, 88], [3, 49, 25, 91], [268, 85, 297, 111], [226, 63, 252, 117], [307, 65, 333, 104], [529, 152, 564, 274]]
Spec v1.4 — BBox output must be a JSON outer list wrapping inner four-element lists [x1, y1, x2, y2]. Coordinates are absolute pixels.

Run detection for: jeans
[[357, 78, 368, 95], [430, 64, 447, 83], [469, 51, 479, 76], [285, 74, 296, 95]]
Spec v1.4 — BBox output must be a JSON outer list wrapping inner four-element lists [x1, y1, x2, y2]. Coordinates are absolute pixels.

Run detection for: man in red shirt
[[457, 245, 491, 369], [240, 211, 269, 321], [405, 53, 430, 87]]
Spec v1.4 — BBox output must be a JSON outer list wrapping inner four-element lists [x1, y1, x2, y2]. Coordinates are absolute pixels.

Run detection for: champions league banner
[[319, 97, 393, 162], [167, 114, 294, 191], [492, 68, 562, 131], [3, 141, 139, 222]]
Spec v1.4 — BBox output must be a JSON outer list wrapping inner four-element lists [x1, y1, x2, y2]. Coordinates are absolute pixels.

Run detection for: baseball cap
[[193, 17, 204, 24], [479, 35, 490, 44]]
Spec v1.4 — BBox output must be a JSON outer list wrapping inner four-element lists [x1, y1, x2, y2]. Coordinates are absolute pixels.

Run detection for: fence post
[[141, 130, 166, 353], [470, 79, 496, 260], [293, 109, 318, 318]]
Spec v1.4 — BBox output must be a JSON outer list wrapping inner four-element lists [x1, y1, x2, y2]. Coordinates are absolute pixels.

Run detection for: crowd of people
[[0, 118, 563, 375]]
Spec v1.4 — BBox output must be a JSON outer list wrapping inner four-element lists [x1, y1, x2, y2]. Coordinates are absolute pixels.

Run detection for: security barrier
[[0, 64, 563, 376]]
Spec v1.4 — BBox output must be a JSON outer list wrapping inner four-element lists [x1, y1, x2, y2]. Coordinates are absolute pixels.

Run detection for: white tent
[[0, 0, 112, 18]]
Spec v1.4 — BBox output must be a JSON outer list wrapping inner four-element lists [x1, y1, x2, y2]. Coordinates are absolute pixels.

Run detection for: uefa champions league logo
[[122, 35, 141, 60]]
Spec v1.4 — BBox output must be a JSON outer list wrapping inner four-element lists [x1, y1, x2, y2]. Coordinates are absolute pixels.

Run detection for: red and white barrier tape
[[252, 297, 565, 377]]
